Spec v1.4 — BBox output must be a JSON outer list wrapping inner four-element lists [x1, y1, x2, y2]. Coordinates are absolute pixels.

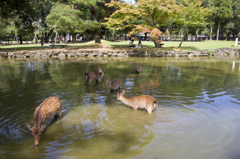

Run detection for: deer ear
[[26, 123, 33, 131], [122, 90, 125, 95], [139, 63, 140, 65], [40, 125, 46, 131], [99, 66, 101, 69]]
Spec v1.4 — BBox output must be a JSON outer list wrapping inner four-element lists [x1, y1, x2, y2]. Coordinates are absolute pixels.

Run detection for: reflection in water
[[0, 56, 240, 159]]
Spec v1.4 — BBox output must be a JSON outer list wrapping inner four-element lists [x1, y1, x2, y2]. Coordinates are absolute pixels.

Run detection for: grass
[[0, 40, 236, 52]]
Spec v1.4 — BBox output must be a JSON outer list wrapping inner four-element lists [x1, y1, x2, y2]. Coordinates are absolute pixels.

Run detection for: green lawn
[[0, 40, 236, 52], [101, 40, 236, 50]]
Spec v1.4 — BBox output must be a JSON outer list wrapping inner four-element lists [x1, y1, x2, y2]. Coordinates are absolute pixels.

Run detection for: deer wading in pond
[[134, 62, 141, 74], [26, 96, 62, 148], [105, 78, 121, 91], [117, 90, 158, 113], [84, 66, 104, 85]]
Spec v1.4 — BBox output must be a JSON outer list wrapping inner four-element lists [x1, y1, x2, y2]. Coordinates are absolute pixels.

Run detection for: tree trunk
[[184, 31, 188, 41], [169, 24, 173, 41], [55, 31, 57, 43], [144, 33, 147, 41], [217, 22, 220, 41], [34, 33, 38, 44], [113, 33, 116, 41], [19, 35, 23, 44], [154, 40, 157, 47], [225, 32, 229, 41], [95, 30, 101, 43], [210, 24, 213, 40], [196, 28, 199, 40], [179, 25, 188, 47], [72, 33, 76, 43]]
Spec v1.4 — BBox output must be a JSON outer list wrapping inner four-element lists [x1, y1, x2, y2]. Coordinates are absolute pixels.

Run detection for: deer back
[[105, 78, 121, 91], [85, 66, 104, 84], [33, 96, 62, 126]]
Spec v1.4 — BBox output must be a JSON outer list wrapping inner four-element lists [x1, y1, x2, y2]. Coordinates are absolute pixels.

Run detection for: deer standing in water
[[134, 62, 141, 74], [117, 90, 158, 113], [105, 78, 121, 91], [84, 66, 104, 85], [26, 96, 62, 148]]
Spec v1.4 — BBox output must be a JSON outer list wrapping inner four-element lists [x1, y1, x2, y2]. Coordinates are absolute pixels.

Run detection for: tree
[[230, 0, 240, 38], [175, 0, 211, 47], [213, 0, 232, 40], [105, 0, 181, 47], [62, 0, 115, 43], [46, 3, 85, 43]]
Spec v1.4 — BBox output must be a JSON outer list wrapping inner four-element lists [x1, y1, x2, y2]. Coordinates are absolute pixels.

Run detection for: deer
[[105, 78, 121, 91], [84, 66, 104, 85], [134, 62, 141, 74], [117, 90, 158, 114], [26, 96, 63, 148]]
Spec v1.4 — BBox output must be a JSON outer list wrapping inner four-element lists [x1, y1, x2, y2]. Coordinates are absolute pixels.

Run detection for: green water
[[0, 56, 240, 159]]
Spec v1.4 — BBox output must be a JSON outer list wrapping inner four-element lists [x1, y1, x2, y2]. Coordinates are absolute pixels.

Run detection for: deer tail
[[153, 100, 158, 107], [84, 73, 89, 80]]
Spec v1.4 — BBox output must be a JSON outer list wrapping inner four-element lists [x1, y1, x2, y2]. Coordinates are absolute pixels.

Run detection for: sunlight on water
[[0, 56, 240, 159]]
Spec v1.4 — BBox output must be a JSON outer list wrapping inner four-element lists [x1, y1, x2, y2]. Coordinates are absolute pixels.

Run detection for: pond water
[[0, 56, 240, 159]]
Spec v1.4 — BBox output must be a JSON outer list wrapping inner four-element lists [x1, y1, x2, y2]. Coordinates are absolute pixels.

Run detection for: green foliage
[[46, 4, 84, 34], [207, 51, 212, 55]]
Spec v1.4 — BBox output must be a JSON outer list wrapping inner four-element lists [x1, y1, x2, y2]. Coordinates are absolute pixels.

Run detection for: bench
[[49, 45, 67, 48], [159, 43, 164, 47], [156, 43, 164, 47]]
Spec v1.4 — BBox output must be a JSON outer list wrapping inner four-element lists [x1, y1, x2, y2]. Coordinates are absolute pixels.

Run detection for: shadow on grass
[[0, 43, 200, 52]]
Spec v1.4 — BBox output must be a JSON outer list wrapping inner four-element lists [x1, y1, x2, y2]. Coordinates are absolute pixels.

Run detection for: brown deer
[[134, 62, 141, 73], [84, 66, 104, 85], [105, 78, 121, 91], [117, 90, 158, 113], [26, 96, 62, 148]]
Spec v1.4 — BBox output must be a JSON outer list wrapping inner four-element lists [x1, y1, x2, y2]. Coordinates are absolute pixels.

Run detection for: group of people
[[129, 40, 143, 48]]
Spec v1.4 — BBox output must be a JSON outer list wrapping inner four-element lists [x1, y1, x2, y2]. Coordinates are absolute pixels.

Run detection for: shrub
[[207, 51, 212, 56]]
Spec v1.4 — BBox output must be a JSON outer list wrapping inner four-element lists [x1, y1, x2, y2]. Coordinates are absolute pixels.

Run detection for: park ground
[[0, 40, 238, 53]]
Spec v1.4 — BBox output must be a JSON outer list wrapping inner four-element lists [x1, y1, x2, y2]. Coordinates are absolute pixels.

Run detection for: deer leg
[[87, 79, 93, 85], [132, 106, 138, 110], [146, 106, 152, 114]]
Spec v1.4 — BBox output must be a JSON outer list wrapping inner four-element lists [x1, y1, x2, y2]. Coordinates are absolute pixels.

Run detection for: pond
[[0, 56, 240, 159]]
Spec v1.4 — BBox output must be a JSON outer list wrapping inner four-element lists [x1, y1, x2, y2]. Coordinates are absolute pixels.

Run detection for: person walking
[[41, 35, 44, 47]]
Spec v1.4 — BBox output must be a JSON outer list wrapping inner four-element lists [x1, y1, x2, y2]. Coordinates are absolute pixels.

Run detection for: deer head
[[117, 90, 126, 100], [98, 66, 103, 74], [26, 123, 46, 148], [105, 78, 111, 85]]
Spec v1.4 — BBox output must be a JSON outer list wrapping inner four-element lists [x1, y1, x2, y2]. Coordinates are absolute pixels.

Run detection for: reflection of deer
[[134, 62, 141, 74], [85, 83, 104, 93], [84, 66, 104, 85], [117, 90, 158, 113], [26, 96, 62, 148], [105, 78, 121, 91]]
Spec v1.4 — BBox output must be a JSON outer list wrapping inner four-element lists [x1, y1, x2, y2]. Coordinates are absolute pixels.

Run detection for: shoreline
[[0, 47, 240, 59]]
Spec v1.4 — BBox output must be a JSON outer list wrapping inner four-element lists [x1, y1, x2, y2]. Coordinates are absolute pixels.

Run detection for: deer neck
[[120, 95, 133, 107]]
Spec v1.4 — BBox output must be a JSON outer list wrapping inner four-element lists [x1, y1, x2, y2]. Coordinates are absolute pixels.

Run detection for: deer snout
[[35, 144, 39, 148]]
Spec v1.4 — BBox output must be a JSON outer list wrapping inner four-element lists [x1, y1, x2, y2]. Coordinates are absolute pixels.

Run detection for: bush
[[207, 51, 212, 55]]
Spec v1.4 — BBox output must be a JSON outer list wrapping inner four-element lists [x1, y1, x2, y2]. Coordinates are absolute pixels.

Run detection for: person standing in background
[[41, 35, 44, 47]]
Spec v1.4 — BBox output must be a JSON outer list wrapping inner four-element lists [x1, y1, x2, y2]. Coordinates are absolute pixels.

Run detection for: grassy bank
[[0, 40, 236, 52]]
